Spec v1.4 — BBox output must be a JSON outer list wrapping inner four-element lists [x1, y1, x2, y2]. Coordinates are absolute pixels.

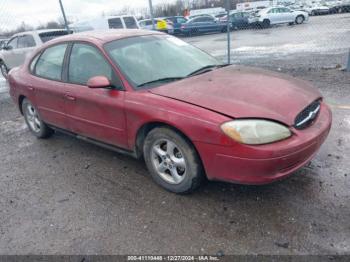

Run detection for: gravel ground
[[0, 12, 349, 255], [0, 67, 349, 255]]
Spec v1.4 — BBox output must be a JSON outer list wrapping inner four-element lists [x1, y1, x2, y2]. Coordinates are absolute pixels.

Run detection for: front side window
[[18, 35, 36, 48], [108, 18, 123, 29], [7, 37, 18, 49], [105, 35, 219, 89], [68, 43, 115, 86], [177, 17, 187, 23], [202, 17, 214, 22], [123, 16, 138, 29], [35, 44, 67, 80]]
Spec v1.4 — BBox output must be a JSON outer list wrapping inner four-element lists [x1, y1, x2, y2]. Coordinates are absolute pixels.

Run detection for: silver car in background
[[255, 6, 309, 27], [0, 29, 70, 79]]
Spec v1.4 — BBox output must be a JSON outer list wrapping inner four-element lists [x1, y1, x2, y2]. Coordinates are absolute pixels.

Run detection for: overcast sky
[[0, 0, 172, 31]]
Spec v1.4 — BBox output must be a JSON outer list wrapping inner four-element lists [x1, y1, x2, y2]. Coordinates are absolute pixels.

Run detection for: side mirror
[[87, 76, 111, 89]]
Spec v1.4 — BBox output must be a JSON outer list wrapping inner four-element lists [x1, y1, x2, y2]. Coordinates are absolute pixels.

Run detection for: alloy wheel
[[25, 103, 41, 133], [151, 138, 187, 185]]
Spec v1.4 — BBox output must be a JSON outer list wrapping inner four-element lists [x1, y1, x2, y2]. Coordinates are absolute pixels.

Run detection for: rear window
[[123, 16, 138, 29], [39, 30, 70, 43], [108, 18, 123, 29]]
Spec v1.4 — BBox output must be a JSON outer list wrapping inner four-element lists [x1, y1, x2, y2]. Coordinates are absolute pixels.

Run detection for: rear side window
[[18, 35, 36, 48], [39, 31, 69, 43], [68, 43, 115, 86], [123, 16, 138, 29], [108, 18, 123, 29], [35, 44, 67, 81], [7, 37, 18, 49]]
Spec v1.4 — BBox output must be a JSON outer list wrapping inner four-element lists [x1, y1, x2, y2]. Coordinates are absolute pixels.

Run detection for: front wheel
[[143, 127, 203, 194], [22, 98, 54, 138], [295, 15, 305, 24], [262, 19, 270, 28], [0, 61, 9, 79]]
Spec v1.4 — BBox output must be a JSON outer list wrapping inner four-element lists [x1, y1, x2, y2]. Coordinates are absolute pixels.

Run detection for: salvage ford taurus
[[8, 30, 332, 193]]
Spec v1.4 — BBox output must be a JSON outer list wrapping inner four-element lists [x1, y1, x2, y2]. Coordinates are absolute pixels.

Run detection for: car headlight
[[221, 119, 292, 145]]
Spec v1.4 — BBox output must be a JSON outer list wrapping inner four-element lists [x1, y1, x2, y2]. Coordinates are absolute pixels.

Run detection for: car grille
[[294, 100, 321, 130]]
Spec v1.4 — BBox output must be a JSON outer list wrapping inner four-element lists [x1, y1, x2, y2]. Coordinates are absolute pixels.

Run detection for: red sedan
[[8, 30, 332, 193]]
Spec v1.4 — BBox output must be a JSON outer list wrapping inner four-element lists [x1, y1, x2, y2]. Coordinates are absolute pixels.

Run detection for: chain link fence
[[0, 0, 349, 76]]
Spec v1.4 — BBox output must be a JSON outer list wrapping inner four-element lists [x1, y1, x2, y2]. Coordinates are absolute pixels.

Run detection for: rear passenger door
[[64, 42, 128, 148], [30, 43, 71, 130]]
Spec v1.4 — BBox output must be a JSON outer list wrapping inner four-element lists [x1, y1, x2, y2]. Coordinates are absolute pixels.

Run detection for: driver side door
[[64, 42, 128, 148]]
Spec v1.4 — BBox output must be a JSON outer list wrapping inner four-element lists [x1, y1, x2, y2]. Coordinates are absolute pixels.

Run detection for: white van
[[70, 16, 140, 32]]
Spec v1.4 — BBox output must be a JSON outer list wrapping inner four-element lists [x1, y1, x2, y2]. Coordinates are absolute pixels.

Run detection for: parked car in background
[[69, 15, 139, 33], [188, 14, 217, 20], [214, 12, 228, 19], [219, 11, 251, 30], [0, 29, 70, 79], [256, 7, 309, 27], [8, 30, 331, 193], [304, 5, 330, 15], [329, 2, 350, 13], [163, 16, 188, 34], [180, 15, 228, 36], [139, 18, 175, 34]]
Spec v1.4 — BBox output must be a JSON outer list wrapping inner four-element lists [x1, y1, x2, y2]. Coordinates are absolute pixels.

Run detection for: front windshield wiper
[[187, 63, 230, 77], [137, 77, 184, 88]]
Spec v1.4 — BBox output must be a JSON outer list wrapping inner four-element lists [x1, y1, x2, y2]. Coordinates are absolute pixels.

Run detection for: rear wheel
[[22, 98, 54, 138], [0, 61, 9, 79], [143, 127, 203, 194], [295, 15, 305, 24]]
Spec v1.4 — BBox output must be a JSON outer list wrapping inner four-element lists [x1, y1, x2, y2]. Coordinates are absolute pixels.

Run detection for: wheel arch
[[134, 121, 205, 175], [18, 95, 26, 115]]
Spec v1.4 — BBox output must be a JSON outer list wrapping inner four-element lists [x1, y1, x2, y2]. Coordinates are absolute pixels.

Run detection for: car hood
[[149, 66, 322, 126]]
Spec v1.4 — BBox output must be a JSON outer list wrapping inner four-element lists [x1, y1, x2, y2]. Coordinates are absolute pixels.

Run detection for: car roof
[[43, 29, 163, 45], [12, 29, 69, 37]]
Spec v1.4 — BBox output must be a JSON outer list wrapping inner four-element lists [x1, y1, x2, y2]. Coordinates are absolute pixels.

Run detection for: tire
[[311, 11, 316, 16], [295, 15, 305, 24], [143, 127, 203, 194], [22, 98, 54, 139], [0, 61, 9, 80], [262, 19, 270, 28]]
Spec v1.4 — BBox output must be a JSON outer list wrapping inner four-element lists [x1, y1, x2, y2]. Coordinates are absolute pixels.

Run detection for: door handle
[[28, 86, 34, 91], [65, 94, 76, 101]]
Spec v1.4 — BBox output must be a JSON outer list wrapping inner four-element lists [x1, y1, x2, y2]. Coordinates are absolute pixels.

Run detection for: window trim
[[64, 41, 125, 90]]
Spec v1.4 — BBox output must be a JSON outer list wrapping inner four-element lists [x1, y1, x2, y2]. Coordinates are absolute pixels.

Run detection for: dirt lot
[[0, 12, 350, 255], [0, 66, 349, 255]]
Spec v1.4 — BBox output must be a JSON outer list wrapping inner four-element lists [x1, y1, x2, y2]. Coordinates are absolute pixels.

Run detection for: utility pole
[[58, 0, 70, 32], [148, 0, 156, 30], [226, 0, 231, 64]]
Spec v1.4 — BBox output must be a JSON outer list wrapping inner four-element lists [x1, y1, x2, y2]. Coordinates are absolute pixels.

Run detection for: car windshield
[[104, 35, 220, 89]]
